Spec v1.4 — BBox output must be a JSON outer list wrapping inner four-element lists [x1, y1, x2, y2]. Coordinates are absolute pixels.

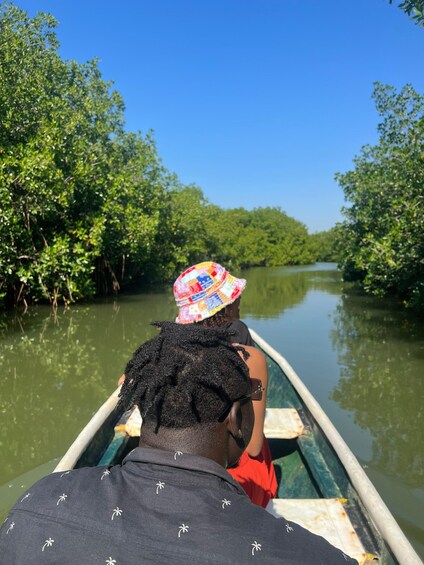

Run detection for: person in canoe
[[0, 322, 357, 564], [173, 261, 277, 508]]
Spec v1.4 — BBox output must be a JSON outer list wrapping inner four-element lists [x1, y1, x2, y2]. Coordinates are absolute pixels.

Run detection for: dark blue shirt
[[0, 447, 357, 564]]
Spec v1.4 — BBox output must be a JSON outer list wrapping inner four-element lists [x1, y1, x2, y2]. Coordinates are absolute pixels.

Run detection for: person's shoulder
[[35, 465, 99, 486], [228, 319, 254, 346], [242, 344, 266, 369], [229, 319, 248, 331], [11, 465, 107, 510]]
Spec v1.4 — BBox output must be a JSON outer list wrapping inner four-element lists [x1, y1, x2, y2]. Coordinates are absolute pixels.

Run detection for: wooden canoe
[[54, 328, 422, 565]]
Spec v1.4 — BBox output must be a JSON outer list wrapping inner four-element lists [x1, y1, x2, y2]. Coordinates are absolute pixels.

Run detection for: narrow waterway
[[0, 264, 423, 558]]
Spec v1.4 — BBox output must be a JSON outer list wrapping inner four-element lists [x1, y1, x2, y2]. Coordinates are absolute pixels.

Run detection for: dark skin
[[139, 399, 254, 469]]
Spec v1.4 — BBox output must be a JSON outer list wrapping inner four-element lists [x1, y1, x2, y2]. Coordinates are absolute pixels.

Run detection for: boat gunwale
[[54, 387, 121, 472], [249, 328, 422, 565]]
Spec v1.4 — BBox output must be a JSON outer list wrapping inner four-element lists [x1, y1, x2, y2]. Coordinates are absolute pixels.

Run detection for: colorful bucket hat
[[174, 261, 246, 324]]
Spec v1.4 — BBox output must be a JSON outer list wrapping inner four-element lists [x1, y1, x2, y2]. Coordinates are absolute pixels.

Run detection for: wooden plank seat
[[264, 408, 304, 439], [266, 498, 378, 564]]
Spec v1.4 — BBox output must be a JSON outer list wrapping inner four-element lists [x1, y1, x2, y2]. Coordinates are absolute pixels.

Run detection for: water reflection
[[0, 293, 176, 485], [330, 292, 424, 487], [241, 265, 342, 318]]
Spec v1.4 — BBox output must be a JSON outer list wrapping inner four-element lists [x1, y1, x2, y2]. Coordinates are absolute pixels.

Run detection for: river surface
[[0, 263, 423, 558]]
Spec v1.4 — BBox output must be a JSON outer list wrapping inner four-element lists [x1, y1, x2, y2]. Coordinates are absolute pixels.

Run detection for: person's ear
[[227, 401, 245, 447]]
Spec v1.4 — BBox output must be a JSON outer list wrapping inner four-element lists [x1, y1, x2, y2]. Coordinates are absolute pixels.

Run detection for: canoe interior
[[72, 348, 397, 564]]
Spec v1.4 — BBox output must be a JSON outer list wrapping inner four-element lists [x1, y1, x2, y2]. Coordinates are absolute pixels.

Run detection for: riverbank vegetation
[[336, 83, 424, 311], [0, 4, 325, 309], [336, 4, 424, 312], [7, 3, 422, 313], [309, 227, 342, 263]]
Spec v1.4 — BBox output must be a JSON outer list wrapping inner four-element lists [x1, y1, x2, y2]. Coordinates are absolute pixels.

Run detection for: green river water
[[0, 264, 423, 558]]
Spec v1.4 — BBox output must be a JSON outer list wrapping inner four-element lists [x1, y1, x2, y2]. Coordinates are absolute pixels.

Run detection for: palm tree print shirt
[[0, 447, 357, 564]]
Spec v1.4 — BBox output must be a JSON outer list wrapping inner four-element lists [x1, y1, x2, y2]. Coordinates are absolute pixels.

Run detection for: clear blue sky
[[13, 0, 424, 232]]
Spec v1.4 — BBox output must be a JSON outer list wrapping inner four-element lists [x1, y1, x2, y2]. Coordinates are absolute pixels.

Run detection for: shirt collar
[[123, 446, 247, 496]]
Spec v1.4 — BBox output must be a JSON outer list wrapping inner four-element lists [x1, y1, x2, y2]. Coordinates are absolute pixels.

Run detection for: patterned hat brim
[[176, 273, 246, 324]]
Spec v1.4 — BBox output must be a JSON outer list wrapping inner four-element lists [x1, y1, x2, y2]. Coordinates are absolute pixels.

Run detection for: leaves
[[336, 83, 424, 310], [0, 3, 170, 306], [389, 0, 424, 26]]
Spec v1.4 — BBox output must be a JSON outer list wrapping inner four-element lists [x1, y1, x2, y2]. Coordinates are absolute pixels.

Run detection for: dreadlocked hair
[[198, 302, 236, 328], [118, 321, 251, 430]]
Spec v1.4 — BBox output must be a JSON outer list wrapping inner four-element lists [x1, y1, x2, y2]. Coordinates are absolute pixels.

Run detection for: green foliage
[[152, 199, 316, 275], [0, 3, 317, 308], [309, 226, 342, 262], [204, 206, 315, 269], [96, 131, 172, 291], [158, 183, 211, 277], [336, 83, 424, 310], [389, 0, 424, 26], [0, 3, 171, 306]]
